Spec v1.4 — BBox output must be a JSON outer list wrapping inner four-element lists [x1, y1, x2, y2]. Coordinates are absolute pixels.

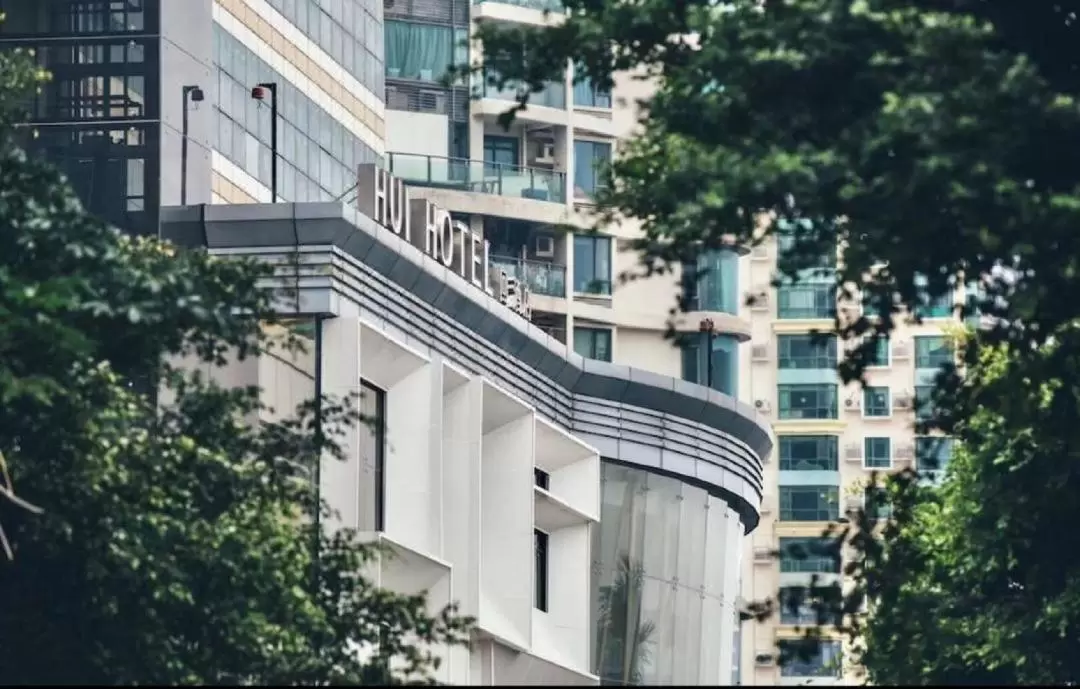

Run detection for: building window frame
[[862, 385, 891, 418], [572, 138, 611, 200], [573, 326, 613, 362], [777, 334, 838, 370], [572, 233, 612, 295], [915, 335, 953, 369], [534, 528, 549, 612], [915, 435, 955, 476], [777, 283, 837, 320], [779, 485, 840, 522], [866, 337, 891, 368], [779, 537, 841, 574], [778, 435, 839, 472], [361, 379, 386, 532], [863, 436, 892, 469], [483, 134, 519, 171], [778, 383, 839, 420], [915, 384, 937, 422]]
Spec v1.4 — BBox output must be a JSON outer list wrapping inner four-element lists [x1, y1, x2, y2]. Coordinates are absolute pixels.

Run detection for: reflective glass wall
[[0, 0, 162, 236], [592, 461, 745, 685]]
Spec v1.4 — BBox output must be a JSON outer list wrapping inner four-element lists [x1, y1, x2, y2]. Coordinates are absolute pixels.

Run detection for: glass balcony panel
[[387, 153, 566, 203]]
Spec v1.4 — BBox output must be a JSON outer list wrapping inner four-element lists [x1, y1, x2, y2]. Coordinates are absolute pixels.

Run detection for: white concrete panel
[[320, 306, 362, 531], [359, 320, 429, 390], [532, 524, 592, 672], [613, 327, 682, 379], [479, 414, 535, 648], [441, 378, 483, 618], [384, 364, 439, 556], [545, 459, 599, 524]]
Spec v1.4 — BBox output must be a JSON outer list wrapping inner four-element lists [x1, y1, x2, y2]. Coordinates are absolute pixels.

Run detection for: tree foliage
[[473, 0, 1080, 682], [0, 47, 470, 684]]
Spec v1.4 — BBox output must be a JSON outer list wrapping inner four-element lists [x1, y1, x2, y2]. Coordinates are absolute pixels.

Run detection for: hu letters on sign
[[356, 164, 494, 295]]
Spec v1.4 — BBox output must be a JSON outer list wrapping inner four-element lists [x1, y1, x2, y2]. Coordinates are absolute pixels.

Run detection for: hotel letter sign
[[355, 164, 530, 318]]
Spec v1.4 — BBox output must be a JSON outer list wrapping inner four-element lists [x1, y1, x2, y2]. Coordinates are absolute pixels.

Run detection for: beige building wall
[[739, 234, 961, 685]]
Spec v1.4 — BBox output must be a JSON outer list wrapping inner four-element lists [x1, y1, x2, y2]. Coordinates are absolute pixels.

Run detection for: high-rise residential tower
[[736, 233, 964, 685]]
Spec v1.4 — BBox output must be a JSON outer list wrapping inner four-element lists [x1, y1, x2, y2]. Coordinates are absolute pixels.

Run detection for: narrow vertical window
[[534, 529, 549, 612], [360, 379, 386, 531]]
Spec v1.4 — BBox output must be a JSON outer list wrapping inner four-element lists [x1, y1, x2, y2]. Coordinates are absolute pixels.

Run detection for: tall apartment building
[[2, 0, 771, 684], [736, 232, 964, 685]]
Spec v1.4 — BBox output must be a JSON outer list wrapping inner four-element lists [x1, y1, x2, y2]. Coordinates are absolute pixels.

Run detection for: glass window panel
[[863, 386, 890, 417], [779, 537, 840, 573], [779, 486, 840, 522], [573, 234, 612, 295], [778, 436, 838, 471], [778, 384, 838, 420], [915, 335, 952, 369], [864, 437, 891, 469], [777, 334, 837, 369], [385, 20, 453, 81]]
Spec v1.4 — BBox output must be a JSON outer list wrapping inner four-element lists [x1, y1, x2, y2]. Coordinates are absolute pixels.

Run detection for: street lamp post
[[180, 85, 204, 205], [251, 82, 279, 202], [699, 317, 716, 390]]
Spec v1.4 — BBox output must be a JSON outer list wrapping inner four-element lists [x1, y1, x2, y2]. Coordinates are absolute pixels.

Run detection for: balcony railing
[[482, 77, 566, 110], [387, 153, 566, 204], [490, 255, 566, 298], [474, 0, 563, 11]]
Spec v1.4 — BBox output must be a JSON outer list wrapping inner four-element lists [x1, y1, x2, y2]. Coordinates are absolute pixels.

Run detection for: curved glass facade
[[689, 249, 739, 314], [592, 462, 745, 685], [681, 333, 740, 397]]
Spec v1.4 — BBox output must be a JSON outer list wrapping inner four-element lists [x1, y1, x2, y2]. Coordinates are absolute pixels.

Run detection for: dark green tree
[[0, 46, 471, 684], [471, 0, 1080, 682]]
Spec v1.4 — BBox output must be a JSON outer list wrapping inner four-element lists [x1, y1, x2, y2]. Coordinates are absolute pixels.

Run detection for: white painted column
[[318, 301, 363, 532]]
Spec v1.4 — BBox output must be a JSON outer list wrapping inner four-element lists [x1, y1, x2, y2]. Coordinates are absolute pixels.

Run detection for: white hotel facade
[[162, 182, 772, 685]]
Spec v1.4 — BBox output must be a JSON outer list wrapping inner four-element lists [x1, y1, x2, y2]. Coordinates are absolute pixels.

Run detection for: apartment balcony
[[490, 254, 567, 298], [389, 153, 566, 204], [474, 0, 562, 11], [473, 0, 565, 27], [477, 76, 569, 128]]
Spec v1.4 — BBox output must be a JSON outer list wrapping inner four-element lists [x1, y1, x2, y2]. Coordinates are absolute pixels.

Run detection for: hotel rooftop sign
[[355, 164, 530, 320]]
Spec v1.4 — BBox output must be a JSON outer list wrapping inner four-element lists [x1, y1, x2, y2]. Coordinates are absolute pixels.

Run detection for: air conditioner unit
[[844, 396, 861, 412], [754, 399, 772, 414], [751, 344, 770, 361], [895, 444, 915, 461], [417, 89, 445, 113], [845, 443, 863, 462], [893, 339, 911, 359], [534, 234, 556, 258], [535, 142, 556, 165], [893, 392, 913, 410], [748, 288, 770, 311], [753, 547, 773, 564]]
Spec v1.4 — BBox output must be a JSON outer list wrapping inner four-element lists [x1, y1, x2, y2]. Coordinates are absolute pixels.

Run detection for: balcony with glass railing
[[490, 254, 567, 298], [387, 153, 566, 204], [482, 76, 566, 110], [474, 0, 563, 10]]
